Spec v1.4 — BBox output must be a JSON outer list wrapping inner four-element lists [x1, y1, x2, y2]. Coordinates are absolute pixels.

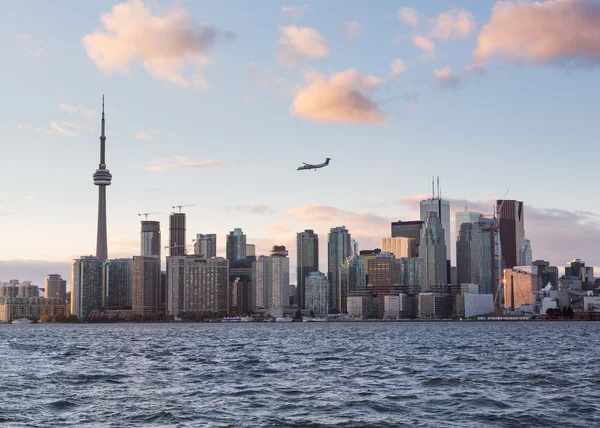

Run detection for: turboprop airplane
[[297, 158, 331, 171]]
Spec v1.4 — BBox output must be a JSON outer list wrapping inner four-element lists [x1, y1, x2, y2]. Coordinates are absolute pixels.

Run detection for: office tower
[[381, 237, 418, 258], [420, 199, 450, 257], [229, 259, 253, 314], [169, 212, 186, 256], [328, 226, 352, 313], [246, 244, 256, 257], [366, 252, 401, 294], [456, 218, 496, 294], [167, 256, 229, 318], [253, 256, 270, 309], [132, 256, 162, 317], [296, 229, 319, 309], [503, 267, 537, 310], [194, 234, 217, 258], [519, 238, 532, 266], [93, 97, 112, 260], [359, 248, 381, 284], [270, 246, 290, 309], [340, 255, 366, 298], [305, 272, 329, 316], [497, 199, 525, 268], [141, 221, 161, 257], [565, 259, 594, 290], [103, 258, 133, 309], [71, 256, 104, 320], [226, 228, 247, 262], [391, 220, 423, 247], [455, 210, 483, 238], [45, 274, 67, 301], [419, 211, 447, 288], [351, 240, 359, 256], [397, 257, 425, 286]]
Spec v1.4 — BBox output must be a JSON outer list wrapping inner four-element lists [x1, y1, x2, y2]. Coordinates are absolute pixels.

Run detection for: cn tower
[[93, 96, 112, 260]]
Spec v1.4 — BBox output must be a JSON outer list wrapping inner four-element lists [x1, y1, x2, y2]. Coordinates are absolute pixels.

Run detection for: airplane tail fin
[[325, 158, 331, 164]]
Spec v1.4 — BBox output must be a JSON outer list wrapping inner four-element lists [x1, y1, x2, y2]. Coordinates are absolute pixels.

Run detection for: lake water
[[1, 322, 599, 427]]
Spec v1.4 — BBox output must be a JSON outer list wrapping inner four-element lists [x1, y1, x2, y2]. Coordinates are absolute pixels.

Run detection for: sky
[[1, 0, 600, 287]]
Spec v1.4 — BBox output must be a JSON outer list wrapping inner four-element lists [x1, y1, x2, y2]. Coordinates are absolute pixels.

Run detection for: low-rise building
[[418, 293, 452, 319], [347, 295, 379, 319], [0, 297, 68, 322], [383, 294, 416, 319]]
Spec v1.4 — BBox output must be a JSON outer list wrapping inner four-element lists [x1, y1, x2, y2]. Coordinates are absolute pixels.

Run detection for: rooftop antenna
[[464, 193, 467, 211], [437, 176, 440, 199]]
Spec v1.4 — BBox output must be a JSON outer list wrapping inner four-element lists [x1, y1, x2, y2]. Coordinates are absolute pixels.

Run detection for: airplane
[[297, 158, 331, 171]]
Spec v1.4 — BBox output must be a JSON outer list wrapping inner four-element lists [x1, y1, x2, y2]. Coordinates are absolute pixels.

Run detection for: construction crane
[[138, 212, 163, 221], [164, 243, 195, 254], [172, 204, 197, 213]]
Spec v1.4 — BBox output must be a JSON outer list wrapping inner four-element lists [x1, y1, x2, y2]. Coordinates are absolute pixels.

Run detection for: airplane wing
[[303, 162, 309, 166]]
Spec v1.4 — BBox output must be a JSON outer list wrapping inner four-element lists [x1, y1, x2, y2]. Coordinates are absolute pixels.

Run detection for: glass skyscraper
[[296, 229, 319, 309], [418, 212, 447, 288], [328, 226, 352, 313], [71, 256, 104, 320], [226, 228, 247, 262]]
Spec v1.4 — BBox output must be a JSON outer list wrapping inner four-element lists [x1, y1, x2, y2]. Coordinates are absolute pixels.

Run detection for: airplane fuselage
[[297, 158, 330, 171]]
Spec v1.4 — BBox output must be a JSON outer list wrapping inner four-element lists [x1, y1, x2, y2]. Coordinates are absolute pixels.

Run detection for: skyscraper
[[419, 211, 447, 288], [420, 197, 450, 283], [455, 210, 483, 238], [391, 221, 423, 247], [71, 256, 104, 320], [44, 274, 66, 301], [103, 258, 133, 309], [132, 256, 162, 317], [296, 229, 319, 309], [456, 218, 496, 293], [253, 256, 270, 309], [366, 252, 401, 294], [93, 97, 112, 260], [328, 226, 352, 313], [340, 255, 366, 299], [226, 228, 247, 262], [141, 221, 161, 257], [194, 234, 217, 258], [381, 237, 418, 258], [270, 246, 290, 309], [519, 238, 532, 266], [305, 272, 329, 316], [497, 200, 525, 269], [169, 212, 186, 256]]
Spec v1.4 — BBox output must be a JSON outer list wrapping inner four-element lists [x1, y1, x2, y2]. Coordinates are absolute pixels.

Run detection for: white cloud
[[282, 5, 311, 20], [430, 8, 476, 40], [25, 196, 34, 201], [277, 25, 332, 67], [146, 156, 226, 171], [398, 7, 419, 27], [413, 35, 436, 52], [434, 66, 460, 88], [390, 59, 407, 79], [50, 122, 80, 137], [343, 21, 364, 41], [16, 33, 31, 40], [134, 130, 178, 140], [59, 103, 97, 117], [82, 0, 233, 87]]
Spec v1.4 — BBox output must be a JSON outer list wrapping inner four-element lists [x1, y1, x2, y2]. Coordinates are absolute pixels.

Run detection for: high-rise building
[[497, 200, 525, 269], [351, 240, 359, 256], [246, 244, 256, 258], [420, 197, 450, 264], [44, 274, 67, 301], [226, 228, 247, 262], [503, 267, 537, 310], [565, 259, 594, 289], [305, 272, 329, 316], [519, 238, 532, 267], [340, 255, 366, 300], [532, 260, 558, 291], [18, 282, 39, 298], [366, 252, 401, 295], [71, 256, 104, 320], [296, 229, 319, 309], [194, 234, 217, 258], [456, 218, 496, 294], [252, 247, 290, 310], [328, 226, 352, 313], [359, 248, 381, 284], [229, 259, 254, 314], [169, 212, 186, 256], [253, 256, 270, 309], [132, 256, 162, 317], [419, 211, 447, 288], [93, 97, 112, 260], [103, 258, 133, 309], [391, 221, 423, 247], [141, 221, 161, 257], [455, 210, 483, 238], [397, 257, 425, 286], [167, 256, 229, 318], [381, 237, 418, 259]]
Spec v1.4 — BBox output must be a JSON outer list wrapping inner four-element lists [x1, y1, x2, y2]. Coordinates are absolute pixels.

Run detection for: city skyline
[[2, 0, 600, 286]]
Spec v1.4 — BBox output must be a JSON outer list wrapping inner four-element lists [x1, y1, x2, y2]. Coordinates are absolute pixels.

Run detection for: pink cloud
[[291, 68, 385, 125], [413, 35, 436, 52], [474, 0, 600, 65], [430, 8, 476, 40], [277, 25, 331, 67]]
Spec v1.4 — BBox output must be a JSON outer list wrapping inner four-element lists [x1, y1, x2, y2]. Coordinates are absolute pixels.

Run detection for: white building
[[252, 246, 290, 311]]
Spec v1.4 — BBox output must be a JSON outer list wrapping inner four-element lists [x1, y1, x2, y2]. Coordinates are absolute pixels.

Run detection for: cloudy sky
[[1, 0, 599, 286]]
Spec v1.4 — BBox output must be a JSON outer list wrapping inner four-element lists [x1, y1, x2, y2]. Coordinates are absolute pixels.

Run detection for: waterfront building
[[169, 212, 186, 256], [340, 255, 366, 304], [141, 221, 161, 257], [383, 294, 416, 319], [93, 98, 111, 260], [296, 229, 319, 310], [167, 256, 229, 318], [132, 256, 162, 317], [497, 200, 525, 268], [328, 226, 352, 313], [18, 282, 39, 298], [347, 295, 379, 319], [565, 259, 594, 288], [0, 283, 19, 298], [391, 220, 423, 249], [103, 258, 133, 309], [45, 274, 67, 301], [455, 293, 494, 318], [229, 259, 253, 315], [503, 266, 538, 310], [0, 297, 68, 322], [71, 256, 104, 320], [226, 228, 247, 262], [252, 246, 290, 310], [419, 211, 447, 288], [194, 234, 217, 258], [381, 237, 418, 259], [305, 272, 329, 316], [520, 238, 532, 267], [253, 256, 270, 309], [418, 293, 452, 319]]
